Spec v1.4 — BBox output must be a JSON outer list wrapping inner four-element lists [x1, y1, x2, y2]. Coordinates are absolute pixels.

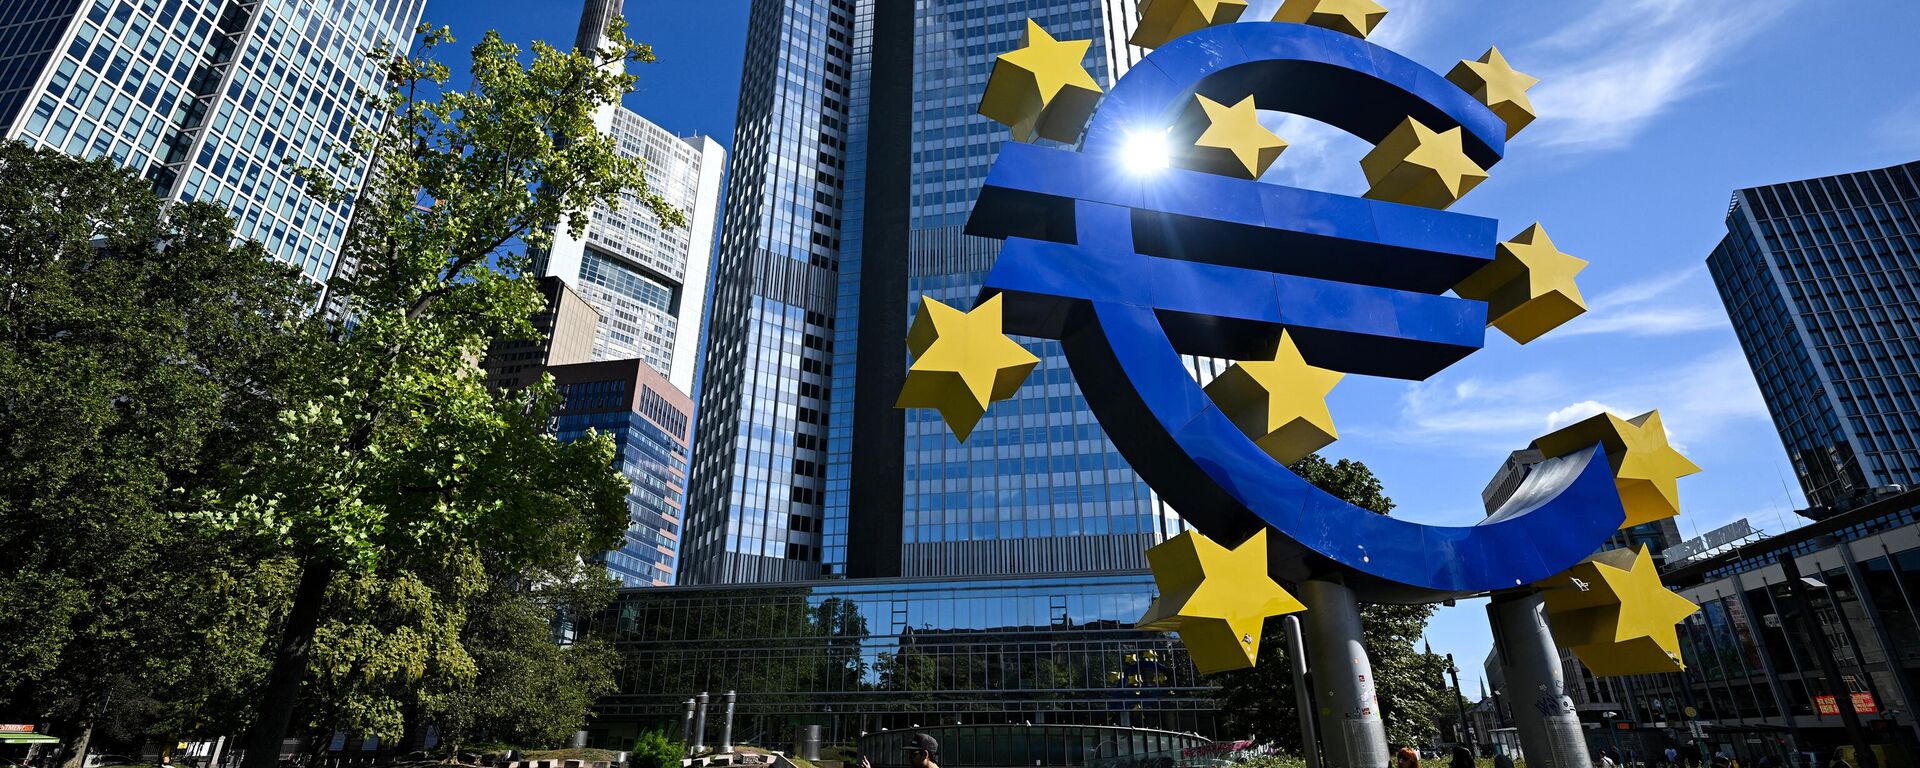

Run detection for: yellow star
[[1452, 223, 1588, 344], [1203, 330, 1343, 465], [1447, 47, 1539, 140], [978, 20, 1104, 143], [1271, 0, 1388, 39], [1130, 0, 1249, 49], [1533, 410, 1703, 529], [1185, 94, 1288, 179], [1536, 546, 1700, 676], [1361, 117, 1488, 209], [1136, 529, 1306, 674], [895, 294, 1040, 442]]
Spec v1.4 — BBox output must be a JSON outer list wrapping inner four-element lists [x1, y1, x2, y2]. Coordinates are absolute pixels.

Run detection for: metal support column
[[692, 692, 709, 752], [681, 699, 696, 755], [1487, 591, 1588, 768], [1300, 579, 1387, 768], [1286, 614, 1323, 768], [720, 691, 737, 753], [1779, 555, 1878, 768]]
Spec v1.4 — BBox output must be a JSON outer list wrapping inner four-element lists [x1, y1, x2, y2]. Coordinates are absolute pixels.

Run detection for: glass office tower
[[684, 0, 1161, 585], [550, 359, 695, 587], [682, 0, 862, 584], [0, 0, 426, 286], [1709, 162, 1920, 516]]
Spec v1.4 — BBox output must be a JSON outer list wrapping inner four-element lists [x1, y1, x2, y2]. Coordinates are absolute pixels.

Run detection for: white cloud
[[1877, 94, 1920, 148], [1544, 400, 1628, 430], [1365, 345, 1766, 455], [1550, 265, 1729, 339], [1523, 0, 1794, 152]]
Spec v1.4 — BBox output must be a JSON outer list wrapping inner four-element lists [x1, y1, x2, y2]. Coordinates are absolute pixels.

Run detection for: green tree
[[0, 142, 315, 766], [205, 21, 678, 767], [1212, 455, 1456, 749], [423, 558, 622, 753]]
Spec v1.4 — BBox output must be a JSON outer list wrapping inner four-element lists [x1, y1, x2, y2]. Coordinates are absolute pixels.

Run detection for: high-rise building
[[0, 0, 426, 287], [482, 275, 602, 393], [549, 358, 694, 586], [683, 0, 1159, 585], [540, 0, 725, 393], [1709, 161, 1920, 517]]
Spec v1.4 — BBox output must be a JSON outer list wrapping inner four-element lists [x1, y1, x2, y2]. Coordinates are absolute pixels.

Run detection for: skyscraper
[[540, 0, 725, 393], [0, 0, 426, 286], [549, 358, 694, 586], [1709, 161, 1920, 516], [682, 0, 1161, 585], [482, 275, 602, 392]]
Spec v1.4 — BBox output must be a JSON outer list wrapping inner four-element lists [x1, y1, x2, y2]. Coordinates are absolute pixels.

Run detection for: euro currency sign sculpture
[[901, 4, 1702, 676]]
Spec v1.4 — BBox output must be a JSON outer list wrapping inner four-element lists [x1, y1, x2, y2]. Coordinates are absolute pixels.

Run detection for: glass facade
[[683, 0, 859, 584], [587, 572, 1222, 748], [836, 0, 1170, 579], [1568, 490, 1920, 767], [858, 724, 1210, 768], [689, 0, 1174, 584], [1710, 162, 1920, 514], [1, 0, 425, 287], [551, 360, 694, 587]]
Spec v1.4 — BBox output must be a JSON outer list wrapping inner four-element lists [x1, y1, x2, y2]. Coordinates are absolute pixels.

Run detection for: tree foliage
[[0, 142, 314, 760], [1213, 455, 1455, 749], [203, 18, 678, 764]]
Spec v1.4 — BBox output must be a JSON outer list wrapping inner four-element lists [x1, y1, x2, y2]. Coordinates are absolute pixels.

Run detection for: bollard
[[720, 691, 737, 753]]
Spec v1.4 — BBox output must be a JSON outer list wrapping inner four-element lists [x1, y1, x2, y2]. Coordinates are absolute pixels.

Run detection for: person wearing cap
[[858, 733, 939, 768]]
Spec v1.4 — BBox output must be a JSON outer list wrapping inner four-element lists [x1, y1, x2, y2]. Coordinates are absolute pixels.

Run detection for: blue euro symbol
[[965, 22, 1623, 602]]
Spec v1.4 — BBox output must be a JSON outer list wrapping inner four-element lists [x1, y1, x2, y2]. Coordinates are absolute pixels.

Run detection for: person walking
[[1396, 747, 1421, 768], [1451, 746, 1475, 768], [858, 733, 939, 768]]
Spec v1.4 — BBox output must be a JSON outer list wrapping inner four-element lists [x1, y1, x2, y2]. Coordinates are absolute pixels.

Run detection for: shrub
[[631, 730, 683, 768]]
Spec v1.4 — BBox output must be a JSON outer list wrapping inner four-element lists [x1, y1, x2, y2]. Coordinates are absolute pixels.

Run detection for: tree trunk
[[241, 558, 336, 768], [58, 719, 94, 768]]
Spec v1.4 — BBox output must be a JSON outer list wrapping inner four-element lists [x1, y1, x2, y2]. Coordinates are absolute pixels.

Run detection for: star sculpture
[[1533, 410, 1703, 529], [1130, 0, 1248, 49], [1136, 529, 1307, 674], [978, 20, 1104, 144], [1536, 546, 1700, 676], [1447, 46, 1539, 139], [1203, 330, 1343, 465], [1271, 0, 1388, 39], [894, 294, 1040, 442], [1360, 117, 1488, 209], [1184, 94, 1288, 179], [1452, 223, 1588, 344]]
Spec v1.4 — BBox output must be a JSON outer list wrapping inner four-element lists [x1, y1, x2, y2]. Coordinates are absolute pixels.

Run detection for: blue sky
[[427, 0, 1920, 684]]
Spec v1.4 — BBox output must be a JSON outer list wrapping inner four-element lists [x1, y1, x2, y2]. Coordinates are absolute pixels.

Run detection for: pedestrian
[[1600, 752, 1617, 768], [1452, 746, 1475, 768], [1396, 747, 1421, 768], [1827, 752, 1853, 768], [858, 733, 940, 768], [1668, 747, 1681, 768], [1494, 753, 1516, 768]]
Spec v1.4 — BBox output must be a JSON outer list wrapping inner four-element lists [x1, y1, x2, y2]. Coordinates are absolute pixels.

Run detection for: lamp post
[[1448, 653, 1474, 750]]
